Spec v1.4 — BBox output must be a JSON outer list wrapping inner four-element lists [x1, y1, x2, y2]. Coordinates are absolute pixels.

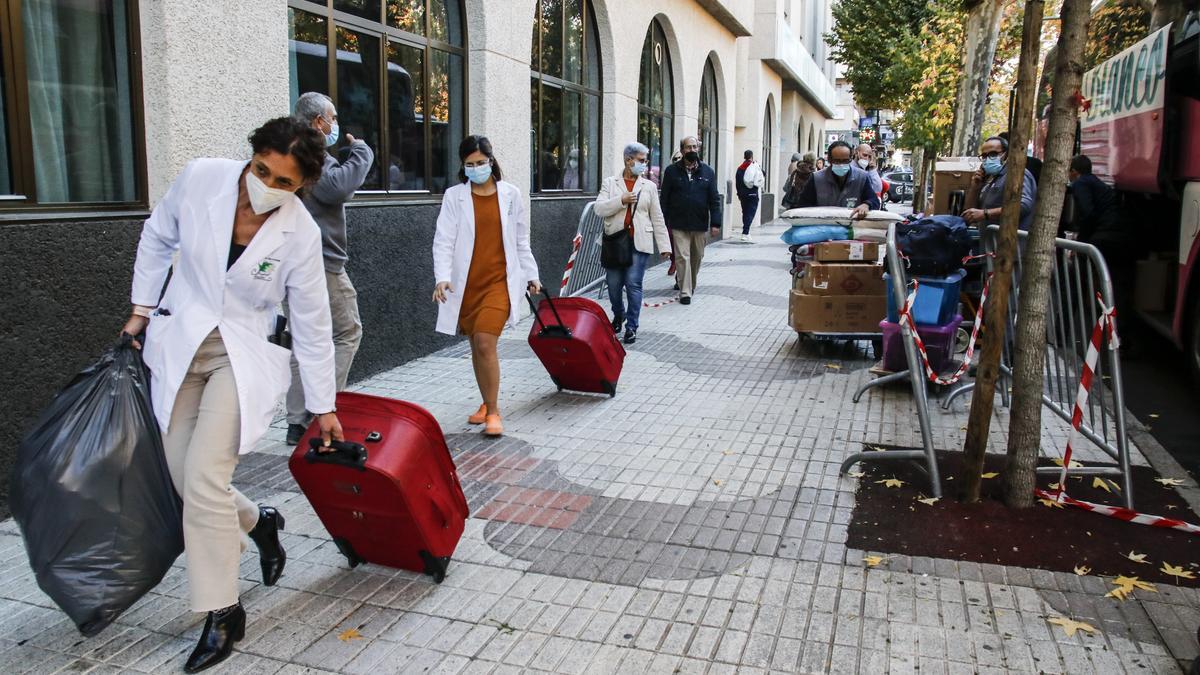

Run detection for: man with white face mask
[[855, 143, 883, 198], [285, 92, 375, 445]]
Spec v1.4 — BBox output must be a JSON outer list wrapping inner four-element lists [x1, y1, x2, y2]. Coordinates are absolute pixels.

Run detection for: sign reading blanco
[[1081, 24, 1169, 127]]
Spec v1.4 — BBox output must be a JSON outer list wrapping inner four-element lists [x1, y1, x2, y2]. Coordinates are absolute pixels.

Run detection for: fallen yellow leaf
[[875, 477, 905, 488], [847, 470, 866, 478], [1149, 413, 1160, 418], [1047, 616, 1096, 638], [863, 555, 889, 567], [1053, 457, 1083, 469], [825, 363, 842, 370], [1108, 479, 1121, 492], [1048, 482, 1062, 490], [1073, 565, 1091, 576], [981, 472, 999, 479], [722, 450, 734, 456], [713, 479, 723, 486], [1112, 575, 1157, 594], [1038, 498, 1065, 509], [338, 628, 363, 642], [1124, 551, 1151, 565], [917, 496, 940, 506], [1092, 477, 1112, 493], [1105, 587, 1130, 601], [1155, 477, 1185, 487], [1161, 563, 1197, 581]]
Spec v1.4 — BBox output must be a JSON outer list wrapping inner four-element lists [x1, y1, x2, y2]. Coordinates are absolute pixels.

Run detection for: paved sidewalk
[[1, 222, 1197, 674]]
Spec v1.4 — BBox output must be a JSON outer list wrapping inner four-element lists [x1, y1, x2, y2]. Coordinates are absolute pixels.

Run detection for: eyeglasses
[[463, 159, 491, 169], [980, 151, 1004, 160]]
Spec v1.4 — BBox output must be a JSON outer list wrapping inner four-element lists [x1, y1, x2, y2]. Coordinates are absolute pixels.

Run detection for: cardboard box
[[801, 262, 887, 297], [813, 240, 880, 263], [931, 158, 980, 216], [1135, 258, 1172, 312], [790, 291, 889, 333]]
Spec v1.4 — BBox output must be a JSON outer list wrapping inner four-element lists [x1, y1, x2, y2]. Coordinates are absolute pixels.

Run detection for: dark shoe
[[611, 316, 623, 334], [285, 423, 306, 446], [680, 296, 691, 305], [623, 329, 637, 344], [673, 282, 680, 291], [185, 603, 246, 673], [248, 506, 286, 586]]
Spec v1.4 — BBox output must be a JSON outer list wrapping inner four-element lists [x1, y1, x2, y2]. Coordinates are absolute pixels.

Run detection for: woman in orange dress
[[432, 136, 542, 436]]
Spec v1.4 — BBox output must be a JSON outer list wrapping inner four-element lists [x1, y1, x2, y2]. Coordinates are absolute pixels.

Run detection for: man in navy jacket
[[660, 136, 723, 304]]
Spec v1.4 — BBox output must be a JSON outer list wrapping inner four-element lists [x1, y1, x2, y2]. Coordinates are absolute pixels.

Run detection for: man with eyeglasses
[[792, 140, 879, 219], [660, 136, 723, 305], [962, 135, 1037, 230]]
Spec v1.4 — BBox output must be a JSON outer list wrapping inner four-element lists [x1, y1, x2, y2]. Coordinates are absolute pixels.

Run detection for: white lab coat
[[132, 158, 336, 454], [431, 181, 540, 336], [593, 173, 671, 255]]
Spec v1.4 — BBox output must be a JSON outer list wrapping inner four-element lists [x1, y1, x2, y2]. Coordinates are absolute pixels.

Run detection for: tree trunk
[[959, 0, 1045, 502], [912, 146, 927, 212], [1003, 0, 1092, 507], [951, 0, 1008, 156]]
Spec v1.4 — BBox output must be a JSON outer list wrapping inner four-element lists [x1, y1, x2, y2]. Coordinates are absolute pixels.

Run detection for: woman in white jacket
[[121, 117, 344, 673], [593, 142, 671, 344], [432, 135, 541, 436]]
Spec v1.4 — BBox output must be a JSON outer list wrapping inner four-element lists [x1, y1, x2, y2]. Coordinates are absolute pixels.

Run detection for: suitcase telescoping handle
[[525, 291, 571, 338], [305, 438, 368, 471]]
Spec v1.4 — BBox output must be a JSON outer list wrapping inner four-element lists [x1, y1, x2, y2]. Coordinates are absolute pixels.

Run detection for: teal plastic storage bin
[[884, 268, 965, 325]]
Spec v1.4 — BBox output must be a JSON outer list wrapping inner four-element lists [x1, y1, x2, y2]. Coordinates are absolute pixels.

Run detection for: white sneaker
[[740, 234, 749, 242]]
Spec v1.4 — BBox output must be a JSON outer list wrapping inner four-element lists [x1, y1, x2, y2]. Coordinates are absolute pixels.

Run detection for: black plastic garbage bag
[[10, 336, 184, 636]]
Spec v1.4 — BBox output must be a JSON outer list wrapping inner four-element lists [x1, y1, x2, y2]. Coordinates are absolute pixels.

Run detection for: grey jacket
[[301, 141, 374, 272], [978, 164, 1037, 230]]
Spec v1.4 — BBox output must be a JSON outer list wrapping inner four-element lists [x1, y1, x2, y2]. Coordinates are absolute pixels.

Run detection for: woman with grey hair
[[592, 142, 671, 344]]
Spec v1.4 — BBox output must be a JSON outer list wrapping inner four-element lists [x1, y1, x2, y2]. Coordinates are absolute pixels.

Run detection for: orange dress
[[458, 191, 510, 336]]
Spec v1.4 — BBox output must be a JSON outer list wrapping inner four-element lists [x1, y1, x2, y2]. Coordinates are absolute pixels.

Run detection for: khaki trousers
[[671, 229, 708, 298], [162, 330, 260, 612], [286, 269, 363, 425]]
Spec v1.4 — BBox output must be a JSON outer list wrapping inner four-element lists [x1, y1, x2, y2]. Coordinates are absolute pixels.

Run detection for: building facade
[[0, 0, 836, 504]]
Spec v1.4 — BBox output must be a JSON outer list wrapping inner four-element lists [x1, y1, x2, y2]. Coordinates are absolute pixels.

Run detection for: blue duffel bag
[[895, 215, 972, 276]]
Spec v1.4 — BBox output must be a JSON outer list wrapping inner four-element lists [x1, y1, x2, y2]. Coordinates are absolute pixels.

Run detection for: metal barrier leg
[[943, 382, 974, 409], [853, 370, 910, 403]]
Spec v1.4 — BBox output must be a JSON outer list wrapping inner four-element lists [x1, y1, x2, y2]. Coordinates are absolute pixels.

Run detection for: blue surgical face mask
[[982, 157, 1004, 176], [831, 164, 850, 177], [630, 161, 647, 176], [324, 121, 339, 147], [465, 162, 493, 185]]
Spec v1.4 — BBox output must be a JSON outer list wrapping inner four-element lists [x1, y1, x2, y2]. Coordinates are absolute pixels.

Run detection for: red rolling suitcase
[[288, 391, 468, 582], [526, 292, 625, 396]]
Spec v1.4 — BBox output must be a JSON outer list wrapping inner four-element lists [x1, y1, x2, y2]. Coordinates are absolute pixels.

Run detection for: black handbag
[[601, 189, 639, 269]]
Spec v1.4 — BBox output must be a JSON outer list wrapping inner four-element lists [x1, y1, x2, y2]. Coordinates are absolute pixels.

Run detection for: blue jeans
[[606, 250, 650, 331], [739, 195, 759, 234]]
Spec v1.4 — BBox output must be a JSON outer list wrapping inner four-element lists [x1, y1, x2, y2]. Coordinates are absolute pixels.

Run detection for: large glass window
[[637, 20, 673, 186], [288, 0, 466, 195], [530, 0, 601, 193], [698, 59, 719, 180], [0, 0, 142, 207]]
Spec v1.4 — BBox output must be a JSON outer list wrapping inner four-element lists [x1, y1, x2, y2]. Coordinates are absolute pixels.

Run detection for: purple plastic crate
[[880, 314, 962, 373]]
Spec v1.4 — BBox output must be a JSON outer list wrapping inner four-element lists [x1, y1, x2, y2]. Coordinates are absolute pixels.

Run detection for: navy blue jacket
[[660, 161, 723, 231]]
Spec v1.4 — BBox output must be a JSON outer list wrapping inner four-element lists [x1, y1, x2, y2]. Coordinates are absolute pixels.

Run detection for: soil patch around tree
[[846, 446, 1200, 587]]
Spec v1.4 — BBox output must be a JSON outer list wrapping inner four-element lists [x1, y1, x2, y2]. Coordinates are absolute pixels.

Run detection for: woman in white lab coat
[[121, 117, 344, 674], [432, 135, 541, 437]]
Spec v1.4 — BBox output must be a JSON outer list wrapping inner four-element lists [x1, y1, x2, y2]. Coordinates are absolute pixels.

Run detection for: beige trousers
[[286, 269, 363, 425], [671, 229, 708, 298], [162, 330, 260, 612]]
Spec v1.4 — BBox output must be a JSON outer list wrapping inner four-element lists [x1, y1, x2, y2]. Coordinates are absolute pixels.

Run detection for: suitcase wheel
[[602, 380, 616, 398], [333, 537, 365, 569], [420, 550, 451, 584]]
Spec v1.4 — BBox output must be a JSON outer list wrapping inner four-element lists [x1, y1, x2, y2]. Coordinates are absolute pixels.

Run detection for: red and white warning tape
[[1030, 294, 1200, 535], [898, 254, 992, 386], [560, 234, 582, 292]]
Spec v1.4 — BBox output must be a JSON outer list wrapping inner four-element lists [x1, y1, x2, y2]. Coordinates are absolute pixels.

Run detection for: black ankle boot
[[247, 506, 286, 586], [184, 603, 245, 673]]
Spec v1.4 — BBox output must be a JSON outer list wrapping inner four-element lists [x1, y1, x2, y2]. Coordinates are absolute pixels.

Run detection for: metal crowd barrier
[[563, 202, 607, 297], [841, 223, 1133, 508]]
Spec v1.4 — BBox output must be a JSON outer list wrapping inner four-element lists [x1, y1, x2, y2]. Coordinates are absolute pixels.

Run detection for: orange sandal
[[483, 414, 503, 437], [467, 404, 487, 425]]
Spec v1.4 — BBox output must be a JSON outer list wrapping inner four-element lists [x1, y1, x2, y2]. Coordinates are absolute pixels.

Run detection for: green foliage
[[1086, 0, 1151, 69], [825, 0, 934, 110], [894, 0, 965, 152]]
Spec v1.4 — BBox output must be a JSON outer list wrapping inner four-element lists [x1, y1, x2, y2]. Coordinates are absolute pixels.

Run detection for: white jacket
[[593, 174, 671, 255], [132, 158, 335, 454], [743, 161, 765, 190], [432, 181, 541, 335]]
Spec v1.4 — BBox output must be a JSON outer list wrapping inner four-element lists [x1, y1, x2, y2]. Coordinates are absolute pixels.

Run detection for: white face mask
[[245, 172, 294, 215], [857, 158, 871, 169]]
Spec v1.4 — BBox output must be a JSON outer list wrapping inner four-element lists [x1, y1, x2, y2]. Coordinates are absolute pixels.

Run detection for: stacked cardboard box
[[789, 241, 888, 333]]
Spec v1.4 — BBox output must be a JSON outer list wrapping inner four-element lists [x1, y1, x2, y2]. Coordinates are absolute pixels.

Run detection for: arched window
[[808, 124, 816, 153], [531, 0, 602, 193], [698, 59, 719, 178], [287, 0, 466, 196], [637, 20, 673, 185], [761, 103, 773, 187]]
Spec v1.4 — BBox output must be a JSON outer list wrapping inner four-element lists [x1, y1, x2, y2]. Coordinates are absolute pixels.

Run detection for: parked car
[[883, 169, 914, 203]]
